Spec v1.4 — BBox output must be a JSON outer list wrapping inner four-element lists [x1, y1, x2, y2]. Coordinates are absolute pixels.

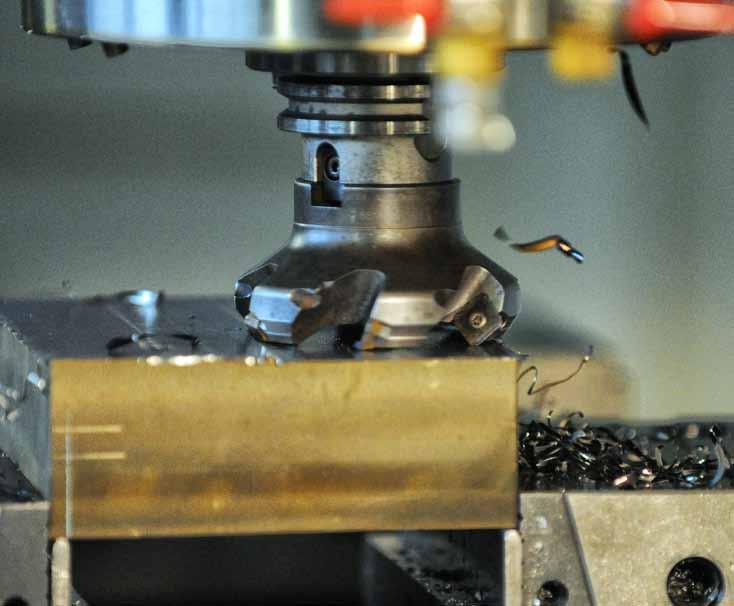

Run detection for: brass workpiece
[[51, 355, 518, 538]]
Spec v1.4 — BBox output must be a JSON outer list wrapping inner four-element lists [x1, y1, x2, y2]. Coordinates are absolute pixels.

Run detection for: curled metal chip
[[494, 227, 584, 263]]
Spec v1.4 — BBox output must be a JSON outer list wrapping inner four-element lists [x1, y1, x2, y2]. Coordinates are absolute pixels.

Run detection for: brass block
[[50, 356, 517, 539]]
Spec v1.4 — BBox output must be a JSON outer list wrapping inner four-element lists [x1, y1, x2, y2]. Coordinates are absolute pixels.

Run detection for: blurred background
[[1, 2, 733, 419]]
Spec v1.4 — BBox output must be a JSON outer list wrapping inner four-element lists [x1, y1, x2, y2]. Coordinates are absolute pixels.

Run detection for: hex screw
[[469, 312, 487, 329]]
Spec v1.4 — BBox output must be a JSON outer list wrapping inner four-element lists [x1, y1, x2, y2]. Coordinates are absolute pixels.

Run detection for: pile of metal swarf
[[519, 413, 733, 490]]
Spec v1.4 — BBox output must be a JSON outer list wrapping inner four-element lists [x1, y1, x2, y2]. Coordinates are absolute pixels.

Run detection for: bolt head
[[469, 312, 487, 329]]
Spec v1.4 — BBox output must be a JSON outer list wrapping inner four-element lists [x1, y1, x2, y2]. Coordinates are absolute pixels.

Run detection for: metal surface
[[520, 491, 734, 606], [21, 0, 429, 52], [0, 501, 49, 606], [0, 297, 518, 539]]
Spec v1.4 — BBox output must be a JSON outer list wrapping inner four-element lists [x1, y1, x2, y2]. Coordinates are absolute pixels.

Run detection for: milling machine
[[2, 1, 734, 605]]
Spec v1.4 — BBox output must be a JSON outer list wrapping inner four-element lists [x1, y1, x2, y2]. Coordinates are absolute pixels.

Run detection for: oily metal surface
[[50, 355, 517, 539], [21, 0, 428, 52]]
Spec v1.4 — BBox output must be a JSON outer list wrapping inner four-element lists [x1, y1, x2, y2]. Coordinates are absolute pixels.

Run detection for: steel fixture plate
[[521, 491, 734, 606]]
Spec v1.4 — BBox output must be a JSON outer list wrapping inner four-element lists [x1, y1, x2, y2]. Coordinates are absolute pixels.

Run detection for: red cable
[[323, 0, 446, 32], [626, 0, 734, 40]]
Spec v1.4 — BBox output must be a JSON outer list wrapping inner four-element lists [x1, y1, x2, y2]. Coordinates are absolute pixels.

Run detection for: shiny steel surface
[[21, 0, 428, 52]]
